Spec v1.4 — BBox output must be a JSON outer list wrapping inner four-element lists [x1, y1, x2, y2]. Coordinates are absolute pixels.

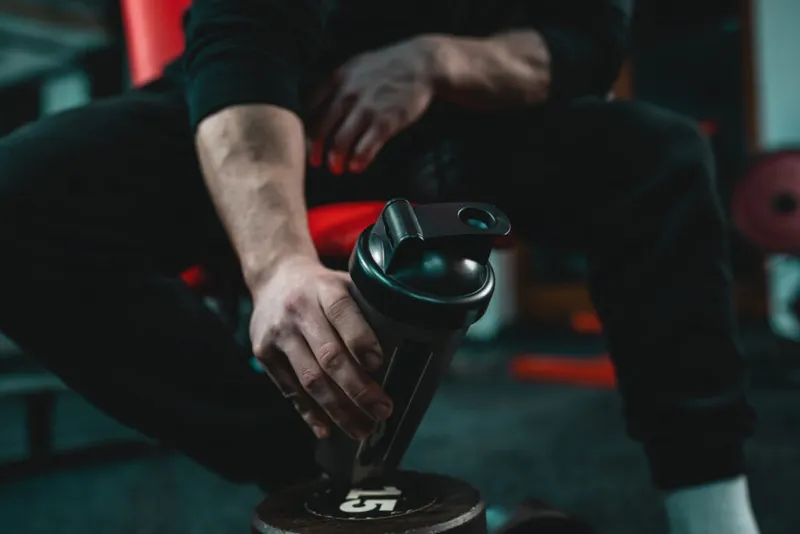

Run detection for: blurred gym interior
[[1, 1, 799, 533]]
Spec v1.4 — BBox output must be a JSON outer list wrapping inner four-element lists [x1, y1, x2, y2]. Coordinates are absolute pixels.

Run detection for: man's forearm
[[195, 104, 317, 290], [428, 30, 552, 111]]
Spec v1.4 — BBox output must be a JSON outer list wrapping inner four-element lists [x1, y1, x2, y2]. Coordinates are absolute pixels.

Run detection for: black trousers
[[0, 79, 753, 491]]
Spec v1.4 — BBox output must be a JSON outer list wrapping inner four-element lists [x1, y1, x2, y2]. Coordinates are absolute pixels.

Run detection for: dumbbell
[[252, 199, 509, 534]]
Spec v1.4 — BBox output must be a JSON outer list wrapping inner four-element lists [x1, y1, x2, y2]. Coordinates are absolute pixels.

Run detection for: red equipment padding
[[509, 353, 616, 389], [732, 150, 800, 253], [307, 202, 387, 258], [121, 0, 191, 87]]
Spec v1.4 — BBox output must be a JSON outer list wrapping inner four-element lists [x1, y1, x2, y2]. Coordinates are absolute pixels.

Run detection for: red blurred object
[[179, 265, 207, 287], [509, 353, 616, 389], [732, 150, 800, 253], [569, 311, 603, 334], [121, 0, 191, 87], [308, 202, 387, 258]]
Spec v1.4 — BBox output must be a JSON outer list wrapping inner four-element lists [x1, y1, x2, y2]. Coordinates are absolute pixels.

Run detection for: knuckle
[[266, 322, 281, 339], [350, 384, 375, 405], [316, 341, 347, 370], [325, 293, 354, 322], [298, 368, 325, 392], [282, 291, 307, 315], [253, 314, 295, 356], [266, 321, 290, 346]]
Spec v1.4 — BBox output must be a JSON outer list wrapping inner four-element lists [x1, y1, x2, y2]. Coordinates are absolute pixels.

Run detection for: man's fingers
[[298, 304, 392, 423], [310, 93, 353, 170], [254, 345, 302, 398], [280, 332, 375, 440], [292, 395, 334, 439], [320, 287, 384, 371], [329, 109, 372, 176], [254, 346, 331, 438], [348, 119, 396, 173]]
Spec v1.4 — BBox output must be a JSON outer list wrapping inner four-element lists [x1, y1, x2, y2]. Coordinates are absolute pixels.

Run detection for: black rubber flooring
[[0, 338, 798, 534]]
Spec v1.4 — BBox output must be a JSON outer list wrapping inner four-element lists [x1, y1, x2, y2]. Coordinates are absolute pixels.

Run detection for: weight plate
[[305, 472, 437, 521], [732, 151, 800, 253], [252, 470, 486, 534]]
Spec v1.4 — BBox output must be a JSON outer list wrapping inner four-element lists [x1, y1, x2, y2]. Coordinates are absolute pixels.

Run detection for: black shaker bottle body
[[315, 199, 511, 485]]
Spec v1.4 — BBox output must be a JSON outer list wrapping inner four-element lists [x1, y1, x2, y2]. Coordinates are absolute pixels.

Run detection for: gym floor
[[0, 331, 798, 534]]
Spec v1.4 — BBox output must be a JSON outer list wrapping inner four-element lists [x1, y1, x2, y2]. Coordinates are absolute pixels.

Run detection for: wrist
[[242, 235, 319, 294], [410, 34, 465, 95], [415, 31, 552, 110]]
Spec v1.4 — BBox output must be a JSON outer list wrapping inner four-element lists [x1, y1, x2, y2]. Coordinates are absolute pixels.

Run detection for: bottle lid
[[349, 199, 511, 329]]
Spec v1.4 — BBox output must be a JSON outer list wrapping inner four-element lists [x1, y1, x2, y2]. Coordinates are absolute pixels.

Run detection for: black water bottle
[[316, 199, 511, 485]]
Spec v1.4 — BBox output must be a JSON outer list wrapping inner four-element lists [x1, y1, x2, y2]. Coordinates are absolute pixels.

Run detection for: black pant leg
[[445, 98, 755, 490], [0, 84, 318, 489]]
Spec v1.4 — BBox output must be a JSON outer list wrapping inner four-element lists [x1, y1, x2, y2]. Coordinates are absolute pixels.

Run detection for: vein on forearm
[[195, 104, 316, 288]]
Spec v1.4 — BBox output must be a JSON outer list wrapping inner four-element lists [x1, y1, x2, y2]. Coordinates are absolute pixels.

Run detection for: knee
[[590, 101, 726, 238], [607, 100, 715, 188], [612, 102, 713, 169]]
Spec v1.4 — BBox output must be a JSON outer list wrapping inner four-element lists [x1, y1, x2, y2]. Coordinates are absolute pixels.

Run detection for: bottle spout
[[372, 199, 511, 273]]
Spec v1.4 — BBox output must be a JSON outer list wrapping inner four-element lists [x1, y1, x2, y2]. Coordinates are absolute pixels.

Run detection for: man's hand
[[250, 255, 393, 441], [308, 36, 443, 175]]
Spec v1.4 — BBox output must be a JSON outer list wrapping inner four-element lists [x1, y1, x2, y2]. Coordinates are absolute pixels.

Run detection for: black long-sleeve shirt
[[179, 1, 633, 130]]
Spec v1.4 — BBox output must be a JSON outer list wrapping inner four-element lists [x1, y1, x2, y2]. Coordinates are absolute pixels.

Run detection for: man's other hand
[[250, 255, 393, 440], [307, 36, 442, 174]]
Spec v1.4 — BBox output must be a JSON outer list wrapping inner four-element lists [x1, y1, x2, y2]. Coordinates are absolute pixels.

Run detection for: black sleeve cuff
[[186, 53, 302, 131], [645, 442, 746, 491]]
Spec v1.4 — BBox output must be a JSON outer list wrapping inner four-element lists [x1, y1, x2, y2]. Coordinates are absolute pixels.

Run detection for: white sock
[[664, 476, 760, 534]]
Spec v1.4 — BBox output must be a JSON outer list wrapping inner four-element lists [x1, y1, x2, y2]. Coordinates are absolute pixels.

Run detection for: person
[[0, 1, 760, 532]]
